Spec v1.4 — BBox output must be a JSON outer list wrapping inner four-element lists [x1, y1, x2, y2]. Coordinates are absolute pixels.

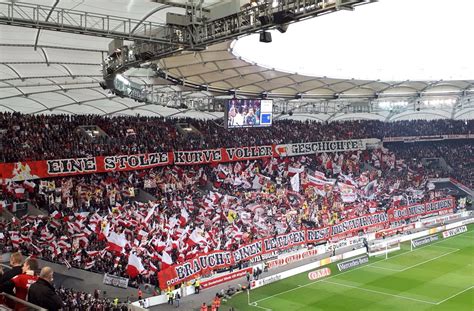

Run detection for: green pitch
[[224, 226, 474, 311]]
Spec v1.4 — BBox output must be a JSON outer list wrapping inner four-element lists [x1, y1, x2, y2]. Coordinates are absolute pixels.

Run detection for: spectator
[[174, 292, 181, 308], [138, 288, 142, 300], [194, 278, 201, 294], [5, 257, 39, 303], [28, 267, 64, 311], [0, 252, 23, 295]]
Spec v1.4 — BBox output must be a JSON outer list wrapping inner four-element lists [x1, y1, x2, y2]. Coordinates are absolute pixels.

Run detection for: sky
[[232, 0, 474, 81]]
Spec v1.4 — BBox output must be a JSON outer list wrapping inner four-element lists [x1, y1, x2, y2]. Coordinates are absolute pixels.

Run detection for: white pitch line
[[252, 258, 374, 304], [399, 249, 459, 272], [321, 280, 437, 305], [436, 285, 474, 305], [454, 235, 474, 240], [366, 265, 402, 272], [249, 302, 272, 311], [368, 248, 459, 272], [429, 245, 461, 250]]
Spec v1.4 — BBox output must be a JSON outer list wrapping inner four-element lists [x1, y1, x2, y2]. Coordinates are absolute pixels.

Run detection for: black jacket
[[0, 266, 22, 295], [27, 278, 64, 311]]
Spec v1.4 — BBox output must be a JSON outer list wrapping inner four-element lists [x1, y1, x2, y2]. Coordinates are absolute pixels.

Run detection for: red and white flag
[[23, 180, 36, 193], [84, 260, 96, 270], [160, 251, 173, 270], [50, 211, 62, 220], [187, 229, 205, 247], [127, 253, 145, 278], [290, 173, 300, 192], [14, 187, 25, 199], [107, 232, 127, 253], [144, 204, 156, 224], [179, 208, 189, 227]]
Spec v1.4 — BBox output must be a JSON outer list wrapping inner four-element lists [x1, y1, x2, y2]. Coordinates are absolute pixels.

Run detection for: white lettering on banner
[[425, 199, 453, 212], [174, 252, 233, 281], [336, 255, 369, 271], [104, 153, 169, 170], [442, 226, 467, 238], [411, 234, 439, 248], [47, 158, 97, 174], [276, 140, 365, 157], [173, 150, 222, 164], [252, 274, 282, 288], [201, 268, 252, 289], [331, 213, 388, 236], [103, 273, 129, 289], [233, 241, 263, 262], [263, 231, 306, 252], [306, 227, 331, 243], [308, 267, 331, 280], [250, 251, 279, 264], [327, 237, 364, 251], [225, 146, 273, 161], [267, 249, 318, 269]]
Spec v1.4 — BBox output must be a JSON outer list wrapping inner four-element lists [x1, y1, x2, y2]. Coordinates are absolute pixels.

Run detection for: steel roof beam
[[0, 2, 183, 46]]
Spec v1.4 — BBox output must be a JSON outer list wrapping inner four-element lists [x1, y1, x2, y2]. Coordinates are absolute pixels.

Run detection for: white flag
[[290, 173, 300, 192]]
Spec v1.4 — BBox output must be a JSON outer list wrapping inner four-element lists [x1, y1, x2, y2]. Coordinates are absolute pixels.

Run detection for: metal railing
[[0, 292, 47, 311], [0, 2, 180, 45]]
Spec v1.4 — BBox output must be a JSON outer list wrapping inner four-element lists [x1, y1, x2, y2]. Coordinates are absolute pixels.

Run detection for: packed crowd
[[0, 112, 472, 162], [387, 140, 474, 188], [57, 287, 129, 311], [1, 145, 455, 289]]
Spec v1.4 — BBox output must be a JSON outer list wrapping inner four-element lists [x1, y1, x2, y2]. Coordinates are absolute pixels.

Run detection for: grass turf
[[223, 225, 474, 311]]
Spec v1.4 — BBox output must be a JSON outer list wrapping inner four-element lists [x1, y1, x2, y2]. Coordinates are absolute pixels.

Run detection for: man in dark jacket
[[0, 252, 24, 309], [27, 267, 64, 311], [0, 252, 23, 294]]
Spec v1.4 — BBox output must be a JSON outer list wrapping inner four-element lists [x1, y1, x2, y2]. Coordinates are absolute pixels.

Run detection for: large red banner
[[0, 139, 366, 181], [0, 145, 273, 181], [387, 198, 454, 222]]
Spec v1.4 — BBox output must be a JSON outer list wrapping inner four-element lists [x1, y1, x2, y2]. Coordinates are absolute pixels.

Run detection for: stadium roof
[[0, 0, 473, 121]]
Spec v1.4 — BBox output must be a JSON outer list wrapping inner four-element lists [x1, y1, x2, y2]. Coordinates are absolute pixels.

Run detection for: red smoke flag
[[127, 253, 145, 278]]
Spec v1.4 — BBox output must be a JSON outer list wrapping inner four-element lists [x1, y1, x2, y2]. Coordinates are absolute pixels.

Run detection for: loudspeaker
[[273, 10, 295, 24], [259, 31, 272, 43], [258, 15, 271, 25]]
